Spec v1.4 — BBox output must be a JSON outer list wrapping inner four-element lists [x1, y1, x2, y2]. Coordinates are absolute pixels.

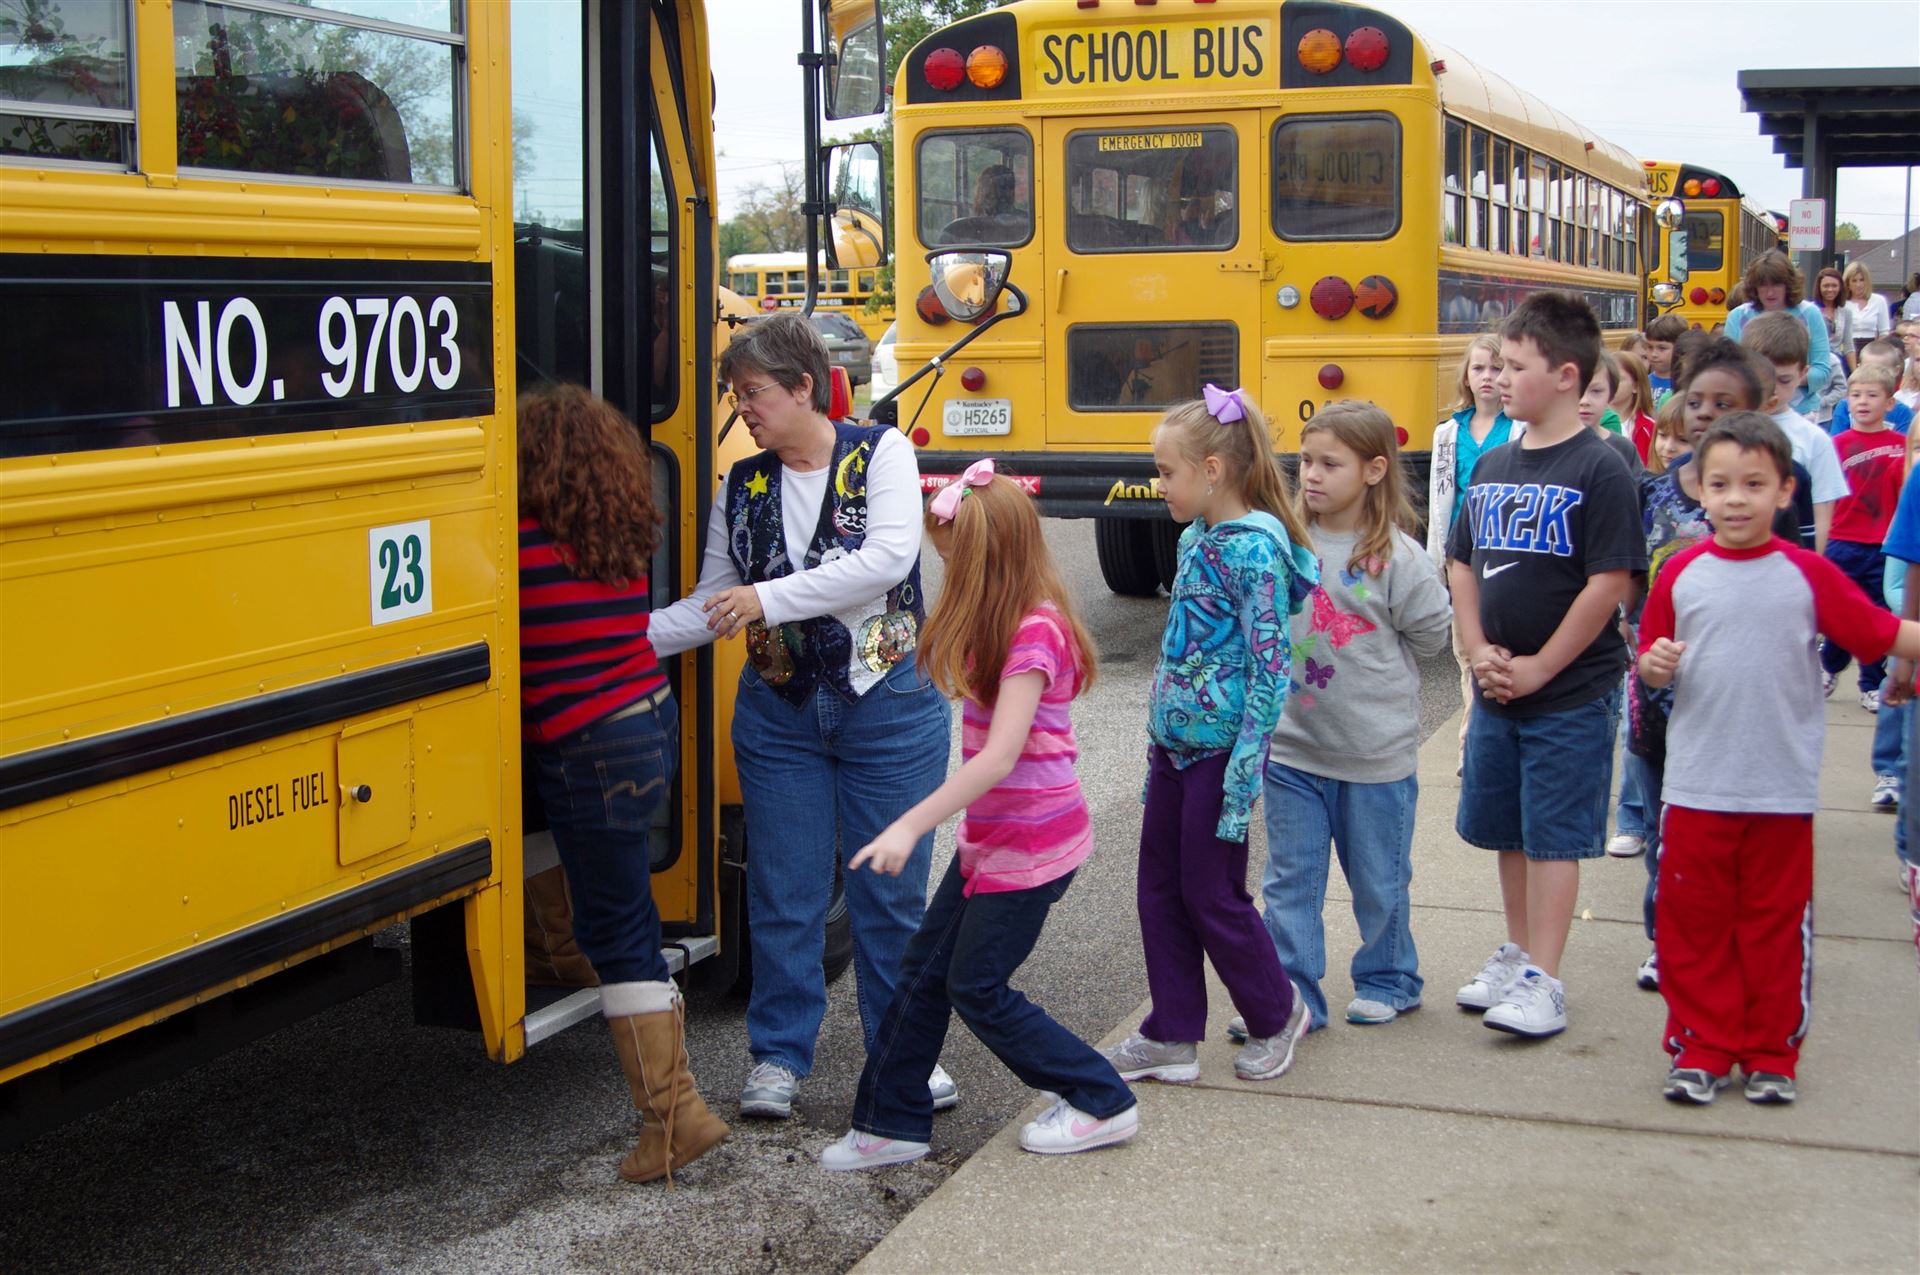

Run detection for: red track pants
[[1656, 806, 1814, 1077]]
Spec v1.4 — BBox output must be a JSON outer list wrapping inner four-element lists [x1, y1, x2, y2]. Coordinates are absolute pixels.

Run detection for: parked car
[[806, 309, 872, 388], [869, 321, 897, 399]]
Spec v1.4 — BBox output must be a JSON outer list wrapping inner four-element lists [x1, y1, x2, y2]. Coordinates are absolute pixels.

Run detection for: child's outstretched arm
[[848, 670, 1045, 876]]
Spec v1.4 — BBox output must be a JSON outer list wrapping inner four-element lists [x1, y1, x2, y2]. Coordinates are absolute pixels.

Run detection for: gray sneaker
[[928, 1062, 959, 1111], [1234, 984, 1310, 1081], [740, 1061, 799, 1119], [1744, 1071, 1798, 1104], [1101, 1032, 1199, 1083]]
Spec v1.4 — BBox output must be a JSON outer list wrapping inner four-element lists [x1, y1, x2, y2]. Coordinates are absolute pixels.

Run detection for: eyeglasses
[[726, 382, 779, 409]]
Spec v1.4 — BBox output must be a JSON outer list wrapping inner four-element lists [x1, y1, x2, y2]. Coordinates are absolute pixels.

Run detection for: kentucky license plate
[[942, 398, 1012, 436]]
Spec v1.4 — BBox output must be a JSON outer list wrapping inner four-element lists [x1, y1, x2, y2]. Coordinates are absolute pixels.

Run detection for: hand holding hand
[[848, 822, 916, 876], [1471, 644, 1513, 699], [704, 585, 764, 638], [1501, 654, 1551, 703]]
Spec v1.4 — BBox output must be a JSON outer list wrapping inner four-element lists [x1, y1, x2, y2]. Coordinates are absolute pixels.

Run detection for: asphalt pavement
[[0, 518, 1463, 1275]]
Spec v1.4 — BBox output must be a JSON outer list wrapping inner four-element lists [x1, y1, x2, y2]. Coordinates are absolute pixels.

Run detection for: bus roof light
[[1430, 59, 1446, 74], [966, 45, 1007, 89], [1682, 178, 1702, 197], [1701, 178, 1721, 197], [1309, 276, 1355, 319], [1318, 364, 1344, 389], [1344, 27, 1389, 72], [924, 47, 965, 92], [1297, 28, 1342, 74]]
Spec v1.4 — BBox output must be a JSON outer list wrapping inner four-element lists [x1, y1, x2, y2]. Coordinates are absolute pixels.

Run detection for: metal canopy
[[1737, 66, 1920, 276]]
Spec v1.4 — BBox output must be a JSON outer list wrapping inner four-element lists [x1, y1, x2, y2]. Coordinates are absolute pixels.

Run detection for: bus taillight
[[1345, 27, 1389, 71], [924, 47, 965, 91], [916, 286, 952, 324], [1683, 179, 1702, 197], [1318, 364, 1345, 389], [1689, 287, 1710, 305], [1708, 287, 1726, 304], [1310, 276, 1355, 319], [1701, 178, 1721, 197], [1297, 28, 1342, 74], [966, 46, 1008, 89], [961, 366, 987, 391]]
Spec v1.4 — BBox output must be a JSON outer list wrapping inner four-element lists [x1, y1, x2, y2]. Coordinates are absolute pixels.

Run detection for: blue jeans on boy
[[527, 694, 679, 985], [1873, 700, 1908, 779], [1617, 736, 1655, 841], [1819, 540, 1888, 693], [1261, 762, 1421, 1029], [732, 660, 952, 1077], [851, 861, 1134, 1143]]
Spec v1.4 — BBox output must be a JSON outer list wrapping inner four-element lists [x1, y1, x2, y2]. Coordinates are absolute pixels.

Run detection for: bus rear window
[[1067, 323, 1237, 411], [1063, 127, 1236, 253], [1684, 210, 1723, 272], [1270, 114, 1400, 241], [0, 0, 135, 165], [917, 128, 1033, 248]]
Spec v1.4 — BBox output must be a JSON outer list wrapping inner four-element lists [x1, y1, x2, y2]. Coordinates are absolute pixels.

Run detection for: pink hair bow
[[930, 457, 995, 522], [1202, 383, 1247, 423]]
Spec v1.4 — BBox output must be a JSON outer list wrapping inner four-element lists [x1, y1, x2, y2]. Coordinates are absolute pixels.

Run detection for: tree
[[733, 163, 809, 253], [1836, 222, 1862, 241]]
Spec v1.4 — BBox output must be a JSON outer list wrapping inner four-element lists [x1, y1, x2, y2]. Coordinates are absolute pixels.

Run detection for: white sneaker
[[740, 1061, 799, 1119], [1483, 965, 1567, 1037], [928, 1063, 959, 1111], [819, 1130, 929, 1171], [1456, 942, 1529, 1011], [1345, 996, 1407, 1025], [1636, 948, 1660, 990], [1872, 775, 1900, 810], [1606, 833, 1645, 858], [1862, 688, 1881, 713], [1017, 1099, 1138, 1155]]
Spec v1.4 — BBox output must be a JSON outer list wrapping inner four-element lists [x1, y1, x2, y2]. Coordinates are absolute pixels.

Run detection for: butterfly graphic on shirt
[[1309, 586, 1376, 648], [1335, 557, 1385, 601]]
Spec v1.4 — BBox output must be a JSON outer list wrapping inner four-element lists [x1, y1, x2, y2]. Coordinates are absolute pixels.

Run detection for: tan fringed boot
[[607, 990, 729, 1185]]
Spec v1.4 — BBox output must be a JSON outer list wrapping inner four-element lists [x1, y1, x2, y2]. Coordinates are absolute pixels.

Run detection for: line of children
[[1644, 314, 1687, 403], [1578, 352, 1647, 476], [1741, 311, 1849, 554], [1612, 349, 1659, 463], [1827, 338, 1915, 435], [1819, 360, 1907, 713]]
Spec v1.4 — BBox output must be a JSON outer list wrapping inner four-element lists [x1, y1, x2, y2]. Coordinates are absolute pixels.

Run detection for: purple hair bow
[[930, 456, 995, 522], [1202, 383, 1247, 423]]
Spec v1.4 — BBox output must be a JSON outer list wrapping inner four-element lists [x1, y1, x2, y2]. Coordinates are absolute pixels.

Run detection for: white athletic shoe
[[819, 1130, 930, 1171], [1482, 965, 1568, 1037], [1017, 1099, 1138, 1155], [1456, 942, 1529, 1011], [1606, 833, 1646, 858], [928, 1063, 959, 1111]]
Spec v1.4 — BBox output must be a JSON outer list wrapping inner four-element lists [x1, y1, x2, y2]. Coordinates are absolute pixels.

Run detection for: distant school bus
[[1644, 161, 1782, 332], [878, 0, 1651, 594], [726, 252, 895, 344]]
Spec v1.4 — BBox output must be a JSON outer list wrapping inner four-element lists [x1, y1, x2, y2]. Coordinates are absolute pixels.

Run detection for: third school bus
[[878, 0, 1650, 594], [1643, 161, 1782, 333]]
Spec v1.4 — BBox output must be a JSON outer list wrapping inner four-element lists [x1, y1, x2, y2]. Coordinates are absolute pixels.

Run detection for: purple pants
[[1139, 746, 1296, 1042]]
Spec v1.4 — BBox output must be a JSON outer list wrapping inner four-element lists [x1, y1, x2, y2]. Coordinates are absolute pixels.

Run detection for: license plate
[[943, 398, 1011, 436]]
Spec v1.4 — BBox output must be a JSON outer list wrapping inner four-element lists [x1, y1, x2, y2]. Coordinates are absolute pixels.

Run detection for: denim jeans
[[1640, 756, 1665, 941], [1457, 686, 1622, 861], [527, 694, 679, 985], [1261, 762, 1421, 1029], [733, 659, 952, 1076], [1873, 700, 1908, 778], [1616, 709, 1654, 840], [851, 861, 1134, 1143]]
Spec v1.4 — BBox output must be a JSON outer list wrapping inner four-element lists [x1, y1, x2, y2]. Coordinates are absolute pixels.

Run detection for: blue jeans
[[1640, 756, 1665, 941], [1616, 697, 1654, 840], [1874, 699, 1908, 778], [733, 659, 952, 1076], [527, 694, 679, 985], [851, 861, 1133, 1142], [1261, 762, 1421, 1028]]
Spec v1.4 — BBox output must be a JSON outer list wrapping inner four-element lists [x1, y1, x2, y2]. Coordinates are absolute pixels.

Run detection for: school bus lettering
[[1099, 131, 1204, 153], [1103, 477, 1163, 505], [1037, 24, 1263, 89], [226, 771, 329, 832]]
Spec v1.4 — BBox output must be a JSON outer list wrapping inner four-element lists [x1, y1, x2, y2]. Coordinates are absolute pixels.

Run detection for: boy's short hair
[[1849, 362, 1899, 394], [1741, 311, 1810, 367], [1859, 337, 1904, 366], [1697, 411, 1794, 483], [1644, 314, 1688, 344], [1502, 292, 1601, 390], [1677, 336, 1766, 409]]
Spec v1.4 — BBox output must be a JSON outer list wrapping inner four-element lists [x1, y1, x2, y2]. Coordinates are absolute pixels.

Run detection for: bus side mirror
[[823, 1, 883, 120], [927, 248, 1010, 323], [824, 140, 887, 270], [1654, 198, 1689, 284]]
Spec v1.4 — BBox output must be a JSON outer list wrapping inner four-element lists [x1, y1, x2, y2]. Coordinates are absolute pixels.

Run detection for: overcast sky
[[714, 0, 1920, 242]]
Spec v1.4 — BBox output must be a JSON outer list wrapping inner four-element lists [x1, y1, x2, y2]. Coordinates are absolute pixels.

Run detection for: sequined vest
[[725, 421, 924, 706]]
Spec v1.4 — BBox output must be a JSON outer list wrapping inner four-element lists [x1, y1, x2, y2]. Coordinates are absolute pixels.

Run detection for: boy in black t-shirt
[[1448, 293, 1649, 1037]]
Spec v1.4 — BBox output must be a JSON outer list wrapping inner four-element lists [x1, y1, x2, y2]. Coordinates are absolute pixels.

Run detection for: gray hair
[[719, 313, 831, 413]]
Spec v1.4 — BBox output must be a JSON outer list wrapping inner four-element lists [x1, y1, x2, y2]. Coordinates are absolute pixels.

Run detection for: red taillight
[[1701, 178, 1721, 197], [1689, 287, 1709, 306], [1318, 364, 1344, 389], [960, 366, 986, 391], [911, 428, 930, 446], [1708, 287, 1726, 304], [923, 47, 965, 92], [1395, 426, 1410, 445], [1345, 27, 1389, 71], [1355, 274, 1398, 319], [1309, 276, 1355, 319], [915, 285, 951, 324]]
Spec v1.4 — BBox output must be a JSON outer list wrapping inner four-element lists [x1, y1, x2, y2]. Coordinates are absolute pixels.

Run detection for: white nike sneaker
[[1017, 1099, 1139, 1155]]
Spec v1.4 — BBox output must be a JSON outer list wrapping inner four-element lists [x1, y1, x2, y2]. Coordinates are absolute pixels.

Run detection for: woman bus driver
[[649, 314, 956, 1120], [1723, 249, 1833, 416]]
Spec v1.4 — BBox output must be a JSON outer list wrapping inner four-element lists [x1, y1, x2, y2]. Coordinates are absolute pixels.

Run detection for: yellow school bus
[[879, 0, 1648, 593], [1644, 161, 1782, 332], [0, 0, 882, 1145], [727, 252, 895, 344]]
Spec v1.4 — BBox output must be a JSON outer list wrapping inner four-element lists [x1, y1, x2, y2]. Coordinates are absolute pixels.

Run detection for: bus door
[[1041, 114, 1264, 448]]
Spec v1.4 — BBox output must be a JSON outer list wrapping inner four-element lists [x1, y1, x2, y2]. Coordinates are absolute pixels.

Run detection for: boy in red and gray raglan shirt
[[1637, 413, 1920, 1107]]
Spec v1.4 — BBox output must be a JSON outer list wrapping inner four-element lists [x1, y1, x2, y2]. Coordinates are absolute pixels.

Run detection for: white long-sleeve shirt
[[650, 428, 923, 657]]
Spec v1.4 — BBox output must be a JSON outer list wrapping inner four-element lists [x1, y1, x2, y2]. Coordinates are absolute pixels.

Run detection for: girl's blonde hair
[[1613, 349, 1654, 421], [1298, 402, 1418, 574], [1646, 393, 1687, 476], [1153, 393, 1313, 549], [918, 475, 1097, 707], [1450, 333, 1503, 414]]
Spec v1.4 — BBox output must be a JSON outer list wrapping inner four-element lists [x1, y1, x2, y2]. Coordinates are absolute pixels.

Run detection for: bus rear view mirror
[[825, 140, 887, 269], [927, 249, 1010, 323], [823, 1, 883, 120]]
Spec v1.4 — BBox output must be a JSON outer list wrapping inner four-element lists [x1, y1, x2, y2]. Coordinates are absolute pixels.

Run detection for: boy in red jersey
[[1820, 363, 1907, 709]]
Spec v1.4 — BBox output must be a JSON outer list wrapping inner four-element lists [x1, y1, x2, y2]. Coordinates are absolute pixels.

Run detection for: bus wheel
[[1150, 517, 1184, 591], [707, 806, 854, 999], [1095, 517, 1162, 597]]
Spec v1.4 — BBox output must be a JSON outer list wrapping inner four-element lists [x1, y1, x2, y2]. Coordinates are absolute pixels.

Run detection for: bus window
[[1490, 137, 1510, 253], [857, 271, 875, 291], [828, 268, 851, 294], [1509, 146, 1529, 256], [1063, 126, 1235, 253], [1684, 210, 1724, 272], [649, 122, 675, 420], [1066, 323, 1237, 411], [917, 127, 1032, 247], [1270, 114, 1400, 241], [171, 0, 460, 187], [0, 0, 134, 164], [1469, 128, 1490, 251], [1442, 118, 1464, 246], [1528, 155, 1547, 257], [730, 271, 759, 295]]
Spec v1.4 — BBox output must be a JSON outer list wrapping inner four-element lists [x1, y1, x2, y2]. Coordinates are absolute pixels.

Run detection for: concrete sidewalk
[[856, 700, 1919, 1273]]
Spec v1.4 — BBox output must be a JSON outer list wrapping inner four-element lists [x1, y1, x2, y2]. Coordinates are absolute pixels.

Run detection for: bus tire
[[709, 807, 854, 999], [1150, 517, 1183, 590], [1095, 516, 1162, 597]]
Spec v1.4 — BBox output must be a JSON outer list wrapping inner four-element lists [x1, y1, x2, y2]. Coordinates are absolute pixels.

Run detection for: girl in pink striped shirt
[[820, 461, 1139, 1170]]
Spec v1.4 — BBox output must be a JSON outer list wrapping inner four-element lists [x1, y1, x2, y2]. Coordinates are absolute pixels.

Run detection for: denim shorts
[[1457, 685, 1621, 862]]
